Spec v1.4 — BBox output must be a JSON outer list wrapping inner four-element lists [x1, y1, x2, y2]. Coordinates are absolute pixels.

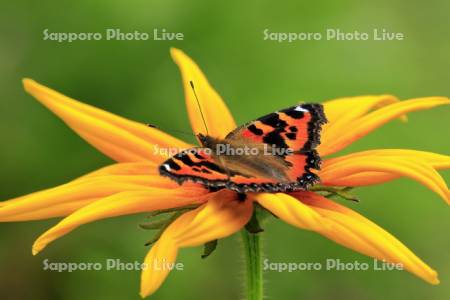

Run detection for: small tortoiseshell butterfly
[[158, 101, 327, 193]]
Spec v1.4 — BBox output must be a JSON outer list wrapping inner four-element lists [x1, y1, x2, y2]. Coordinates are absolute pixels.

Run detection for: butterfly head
[[197, 133, 215, 149]]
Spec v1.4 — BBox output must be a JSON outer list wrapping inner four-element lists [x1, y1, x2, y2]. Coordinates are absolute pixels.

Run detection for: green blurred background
[[0, 0, 449, 299]]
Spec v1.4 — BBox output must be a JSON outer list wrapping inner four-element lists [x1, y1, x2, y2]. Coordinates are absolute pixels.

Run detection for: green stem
[[241, 229, 263, 300]]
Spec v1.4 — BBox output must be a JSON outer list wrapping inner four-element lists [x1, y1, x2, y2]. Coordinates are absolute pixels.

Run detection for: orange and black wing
[[159, 104, 327, 193], [225, 103, 327, 190], [159, 147, 292, 192], [159, 148, 230, 189]]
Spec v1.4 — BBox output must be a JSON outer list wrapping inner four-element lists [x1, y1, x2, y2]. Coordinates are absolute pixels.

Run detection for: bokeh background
[[0, 0, 449, 299]]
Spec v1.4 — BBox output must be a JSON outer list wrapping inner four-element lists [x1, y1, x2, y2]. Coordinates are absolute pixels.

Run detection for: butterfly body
[[197, 134, 292, 183], [159, 104, 327, 193]]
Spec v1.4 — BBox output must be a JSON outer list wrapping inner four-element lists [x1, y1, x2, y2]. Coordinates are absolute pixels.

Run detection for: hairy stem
[[241, 229, 263, 300]]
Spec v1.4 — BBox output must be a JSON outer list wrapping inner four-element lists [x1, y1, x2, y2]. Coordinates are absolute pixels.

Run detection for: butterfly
[[159, 103, 327, 193]]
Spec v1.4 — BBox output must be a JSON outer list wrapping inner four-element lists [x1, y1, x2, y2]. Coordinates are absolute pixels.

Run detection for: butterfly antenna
[[146, 123, 195, 138], [189, 81, 209, 135]]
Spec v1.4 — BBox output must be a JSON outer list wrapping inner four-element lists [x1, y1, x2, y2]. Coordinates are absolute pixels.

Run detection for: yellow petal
[[322, 95, 405, 148], [319, 97, 450, 156], [140, 191, 252, 297], [0, 169, 183, 221], [78, 162, 159, 179], [324, 149, 450, 170], [32, 187, 208, 255], [323, 95, 405, 125], [1, 162, 158, 207], [170, 48, 236, 138], [23, 79, 189, 163], [323, 171, 398, 186], [256, 192, 439, 285], [322, 150, 450, 189], [253, 193, 328, 231], [140, 235, 178, 298], [0, 199, 97, 222], [300, 192, 439, 284], [254, 192, 380, 258], [174, 191, 253, 246], [320, 155, 450, 203]]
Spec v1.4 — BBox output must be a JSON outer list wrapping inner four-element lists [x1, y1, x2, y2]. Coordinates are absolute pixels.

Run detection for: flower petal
[[32, 187, 208, 255], [324, 149, 450, 170], [170, 48, 236, 138], [140, 190, 252, 298], [23, 79, 189, 163], [322, 95, 405, 143], [319, 97, 450, 156], [0, 166, 184, 221], [78, 162, 159, 178], [174, 193, 253, 247], [255, 192, 439, 285], [254, 192, 381, 257], [0, 199, 98, 222], [140, 234, 178, 298], [320, 154, 450, 203], [253, 193, 327, 231], [322, 149, 450, 189]]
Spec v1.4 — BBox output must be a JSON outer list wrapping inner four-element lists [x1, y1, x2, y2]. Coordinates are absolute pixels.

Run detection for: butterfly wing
[[224, 103, 327, 190], [159, 148, 230, 189], [159, 147, 288, 192], [159, 104, 327, 193]]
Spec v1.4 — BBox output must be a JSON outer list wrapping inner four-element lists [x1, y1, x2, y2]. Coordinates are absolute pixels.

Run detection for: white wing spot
[[163, 164, 171, 171], [294, 105, 308, 112]]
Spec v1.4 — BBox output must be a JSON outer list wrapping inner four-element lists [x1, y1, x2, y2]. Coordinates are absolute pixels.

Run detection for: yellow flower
[[1, 48, 449, 298]]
